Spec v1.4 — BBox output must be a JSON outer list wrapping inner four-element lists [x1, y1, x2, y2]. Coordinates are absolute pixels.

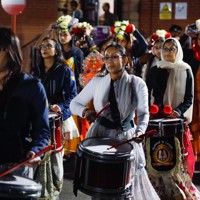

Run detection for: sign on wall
[[159, 2, 172, 20], [175, 2, 188, 19]]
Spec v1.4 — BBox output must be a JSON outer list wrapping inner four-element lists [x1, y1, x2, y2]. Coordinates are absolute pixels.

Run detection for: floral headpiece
[[196, 19, 200, 31], [151, 29, 171, 44], [72, 22, 93, 36], [56, 15, 79, 32], [110, 20, 135, 40]]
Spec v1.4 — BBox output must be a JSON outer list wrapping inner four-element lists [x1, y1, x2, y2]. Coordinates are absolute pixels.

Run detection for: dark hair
[[37, 37, 67, 73], [104, 42, 126, 56], [0, 27, 22, 72], [70, 0, 78, 7], [103, 3, 110, 9], [169, 24, 182, 33], [163, 38, 178, 48]]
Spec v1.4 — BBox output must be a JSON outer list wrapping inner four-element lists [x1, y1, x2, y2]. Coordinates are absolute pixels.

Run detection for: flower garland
[[72, 22, 93, 36], [110, 20, 135, 40]]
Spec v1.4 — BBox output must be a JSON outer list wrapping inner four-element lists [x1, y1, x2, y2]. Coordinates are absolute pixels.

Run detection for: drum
[[49, 112, 63, 153], [147, 118, 186, 155], [74, 137, 133, 198], [0, 175, 42, 199]]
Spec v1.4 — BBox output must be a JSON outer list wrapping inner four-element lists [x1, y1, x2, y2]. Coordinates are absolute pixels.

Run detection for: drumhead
[[0, 175, 42, 198], [49, 112, 59, 119], [80, 137, 133, 155]]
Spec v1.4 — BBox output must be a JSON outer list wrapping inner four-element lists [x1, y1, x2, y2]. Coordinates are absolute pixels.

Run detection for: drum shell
[[0, 175, 42, 199], [147, 118, 186, 155], [75, 137, 133, 197], [49, 112, 63, 153]]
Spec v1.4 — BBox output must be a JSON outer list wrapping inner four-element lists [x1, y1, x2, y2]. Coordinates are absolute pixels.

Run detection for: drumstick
[[0, 145, 53, 178], [96, 102, 110, 117], [107, 129, 157, 150]]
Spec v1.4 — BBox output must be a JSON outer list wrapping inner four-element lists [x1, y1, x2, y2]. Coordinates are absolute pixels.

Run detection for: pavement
[[59, 154, 200, 200]]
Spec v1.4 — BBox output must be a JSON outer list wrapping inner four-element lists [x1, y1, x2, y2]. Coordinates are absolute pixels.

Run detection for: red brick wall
[[139, 0, 200, 38], [0, 0, 58, 45]]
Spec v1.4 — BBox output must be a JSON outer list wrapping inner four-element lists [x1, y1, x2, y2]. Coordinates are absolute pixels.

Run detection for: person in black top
[[0, 27, 50, 178], [99, 2, 115, 26]]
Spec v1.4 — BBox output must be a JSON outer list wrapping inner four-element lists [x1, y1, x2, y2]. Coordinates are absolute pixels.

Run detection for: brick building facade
[[0, 0, 199, 70]]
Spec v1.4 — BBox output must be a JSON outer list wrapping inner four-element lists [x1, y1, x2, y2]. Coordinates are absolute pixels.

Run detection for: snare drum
[[74, 137, 133, 198], [49, 112, 63, 153], [0, 175, 42, 199], [147, 118, 186, 155]]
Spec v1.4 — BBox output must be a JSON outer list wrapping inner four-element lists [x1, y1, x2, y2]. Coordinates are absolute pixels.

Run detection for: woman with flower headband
[[57, 15, 91, 149], [72, 21, 97, 57], [144, 29, 171, 106], [56, 15, 84, 91], [111, 20, 148, 77]]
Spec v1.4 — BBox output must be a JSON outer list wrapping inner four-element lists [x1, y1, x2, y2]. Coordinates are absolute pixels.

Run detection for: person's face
[[40, 39, 56, 59], [152, 41, 163, 59], [116, 37, 128, 48], [58, 30, 72, 45], [162, 41, 178, 63], [104, 47, 124, 74]]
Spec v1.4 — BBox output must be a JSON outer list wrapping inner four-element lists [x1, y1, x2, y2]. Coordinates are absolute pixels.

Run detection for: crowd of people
[[0, 1, 200, 199]]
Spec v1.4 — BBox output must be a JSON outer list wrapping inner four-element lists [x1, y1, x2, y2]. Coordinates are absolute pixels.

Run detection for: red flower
[[110, 26, 115, 34], [125, 24, 134, 33], [165, 32, 171, 39], [151, 33, 159, 42]]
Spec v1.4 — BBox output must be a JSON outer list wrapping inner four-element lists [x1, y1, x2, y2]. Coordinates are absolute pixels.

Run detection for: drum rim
[[0, 175, 42, 198]]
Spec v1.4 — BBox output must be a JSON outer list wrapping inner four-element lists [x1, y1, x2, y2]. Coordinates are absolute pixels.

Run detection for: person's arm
[[29, 80, 50, 154], [70, 77, 98, 117], [132, 29, 148, 58], [134, 76, 149, 134], [57, 67, 77, 119]]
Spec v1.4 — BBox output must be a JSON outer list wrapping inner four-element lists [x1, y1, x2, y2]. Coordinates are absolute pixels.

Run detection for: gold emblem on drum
[[153, 143, 174, 166]]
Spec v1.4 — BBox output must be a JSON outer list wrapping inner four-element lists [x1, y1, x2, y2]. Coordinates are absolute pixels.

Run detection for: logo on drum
[[150, 136, 176, 171]]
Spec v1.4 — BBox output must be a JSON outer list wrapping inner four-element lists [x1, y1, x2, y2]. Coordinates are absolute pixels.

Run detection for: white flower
[[156, 29, 167, 38], [196, 19, 200, 31]]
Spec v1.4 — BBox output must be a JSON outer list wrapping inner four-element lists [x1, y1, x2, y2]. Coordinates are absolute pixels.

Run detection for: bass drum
[[0, 175, 42, 199], [74, 137, 133, 198]]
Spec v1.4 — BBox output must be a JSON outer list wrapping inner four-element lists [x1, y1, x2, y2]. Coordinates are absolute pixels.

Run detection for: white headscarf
[[157, 38, 194, 122]]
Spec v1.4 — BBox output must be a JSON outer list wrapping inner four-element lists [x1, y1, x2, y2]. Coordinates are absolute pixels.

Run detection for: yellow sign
[[160, 2, 172, 20]]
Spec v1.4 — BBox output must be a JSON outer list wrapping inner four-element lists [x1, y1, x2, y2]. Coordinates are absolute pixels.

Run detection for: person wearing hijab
[[148, 37, 200, 199]]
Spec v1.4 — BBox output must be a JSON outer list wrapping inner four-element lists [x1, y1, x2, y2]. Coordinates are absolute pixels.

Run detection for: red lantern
[[1, 0, 26, 15]]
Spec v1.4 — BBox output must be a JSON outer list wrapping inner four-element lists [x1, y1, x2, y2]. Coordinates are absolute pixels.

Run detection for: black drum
[[74, 137, 133, 198], [0, 175, 42, 199], [148, 118, 185, 146]]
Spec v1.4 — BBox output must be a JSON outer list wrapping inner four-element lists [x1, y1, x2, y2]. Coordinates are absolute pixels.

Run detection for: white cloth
[[62, 116, 79, 140]]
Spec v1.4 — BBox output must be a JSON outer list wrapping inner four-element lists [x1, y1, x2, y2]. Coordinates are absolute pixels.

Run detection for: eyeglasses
[[153, 46, 161, 51], [162, 47, 177, 53], [39, 44, 55, 50], [103, 54, 123, 61]]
